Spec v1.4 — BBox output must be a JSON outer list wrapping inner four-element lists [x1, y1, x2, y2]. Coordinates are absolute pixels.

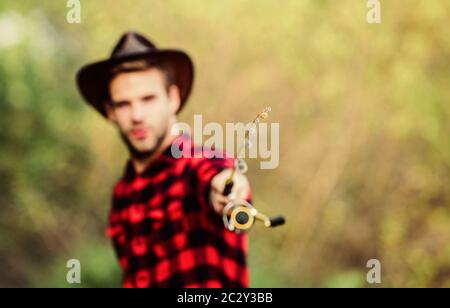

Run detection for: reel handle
[[269, 216, 286, 227]]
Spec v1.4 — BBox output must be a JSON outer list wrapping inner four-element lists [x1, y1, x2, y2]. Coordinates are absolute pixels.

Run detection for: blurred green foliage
[[0, 0, 449, 287]]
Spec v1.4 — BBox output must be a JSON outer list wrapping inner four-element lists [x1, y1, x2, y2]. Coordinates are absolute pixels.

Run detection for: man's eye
[[114, 102, 129, 109], [142, 95, 156, 102]]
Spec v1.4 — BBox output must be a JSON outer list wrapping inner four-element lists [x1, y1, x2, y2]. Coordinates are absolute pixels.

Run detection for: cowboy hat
[[76, 32, 194, 117]]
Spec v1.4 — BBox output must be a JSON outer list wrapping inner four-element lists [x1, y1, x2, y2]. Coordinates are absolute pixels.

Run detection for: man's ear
[[104, 101, 117, 123], [168, 85, 181, 114]]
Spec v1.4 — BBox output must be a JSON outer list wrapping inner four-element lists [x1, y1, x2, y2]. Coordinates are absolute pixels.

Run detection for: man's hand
[[209, 169, 251, 215]]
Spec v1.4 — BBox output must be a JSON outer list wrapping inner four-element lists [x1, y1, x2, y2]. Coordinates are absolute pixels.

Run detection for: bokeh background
[[1, 0, 449, 287]]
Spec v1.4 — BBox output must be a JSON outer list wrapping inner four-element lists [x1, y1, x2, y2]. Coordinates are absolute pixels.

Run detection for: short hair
[[107, 58, 176, 97]]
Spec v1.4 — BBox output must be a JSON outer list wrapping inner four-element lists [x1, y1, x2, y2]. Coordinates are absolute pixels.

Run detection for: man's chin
[[131, 139, 156, 150], [134, 145, 157, 154], [129, 141, 157, 155], [120, 132, 166, 160]]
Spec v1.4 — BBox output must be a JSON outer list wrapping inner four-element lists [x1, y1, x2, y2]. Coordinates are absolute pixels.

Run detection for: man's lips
[[130, 128, 148, 140]]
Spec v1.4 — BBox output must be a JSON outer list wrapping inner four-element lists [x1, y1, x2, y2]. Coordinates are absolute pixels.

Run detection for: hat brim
[[76, 49, 194, 117]]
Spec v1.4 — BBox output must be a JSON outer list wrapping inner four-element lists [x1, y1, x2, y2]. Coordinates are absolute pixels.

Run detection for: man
[[76, 32, 251, 288]]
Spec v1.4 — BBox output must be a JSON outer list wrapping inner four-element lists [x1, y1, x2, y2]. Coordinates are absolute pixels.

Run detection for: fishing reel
[[222, 197, 285, 233]]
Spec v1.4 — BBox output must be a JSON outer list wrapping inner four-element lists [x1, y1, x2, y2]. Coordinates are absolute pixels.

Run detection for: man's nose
[[131, 102, 145, 122]]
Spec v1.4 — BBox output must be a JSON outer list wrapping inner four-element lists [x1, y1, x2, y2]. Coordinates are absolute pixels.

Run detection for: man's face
[[106, 68, 180, 157]]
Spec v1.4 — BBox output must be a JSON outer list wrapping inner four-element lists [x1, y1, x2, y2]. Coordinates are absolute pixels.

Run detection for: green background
[[0, 0, 449, 287]]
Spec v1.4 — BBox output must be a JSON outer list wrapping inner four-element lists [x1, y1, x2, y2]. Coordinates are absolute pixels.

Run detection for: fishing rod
[[222, 107, 285, 233]]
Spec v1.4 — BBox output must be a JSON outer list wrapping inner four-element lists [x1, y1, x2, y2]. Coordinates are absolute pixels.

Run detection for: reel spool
[[222, 199, 285, 233]]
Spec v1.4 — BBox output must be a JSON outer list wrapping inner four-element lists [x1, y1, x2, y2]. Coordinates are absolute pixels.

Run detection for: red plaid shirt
[[107, 134, 249, 288]]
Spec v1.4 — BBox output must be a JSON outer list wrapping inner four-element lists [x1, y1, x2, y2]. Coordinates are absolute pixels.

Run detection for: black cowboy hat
[[76, 32, 194, 117]]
